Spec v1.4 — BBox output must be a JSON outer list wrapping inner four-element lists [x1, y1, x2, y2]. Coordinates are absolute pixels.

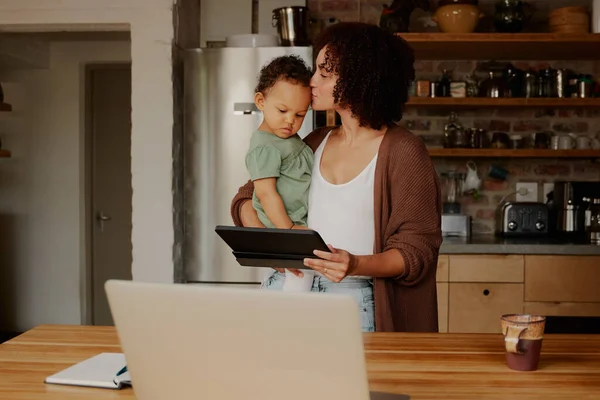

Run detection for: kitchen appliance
[[496, 201, 549, 236], [272, 6, 310, 46], [440, 171, 465, 214], [551, 181, 600, 235], [441, 214, 471, 237], [182, 46, 314, 287], [440, 170, 472, 237]]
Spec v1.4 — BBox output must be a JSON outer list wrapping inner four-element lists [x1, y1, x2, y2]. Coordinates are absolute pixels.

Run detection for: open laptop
[[105, 280, 409, 400]]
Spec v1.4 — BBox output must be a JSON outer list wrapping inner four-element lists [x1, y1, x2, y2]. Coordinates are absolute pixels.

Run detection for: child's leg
[[281, 269, 315, 292]]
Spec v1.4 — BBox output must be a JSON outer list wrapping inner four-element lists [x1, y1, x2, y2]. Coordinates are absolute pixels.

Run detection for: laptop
[[105, 280, 409, 400]]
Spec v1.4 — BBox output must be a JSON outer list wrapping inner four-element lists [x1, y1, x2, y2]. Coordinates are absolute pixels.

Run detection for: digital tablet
[[215, 225, 329, 270]]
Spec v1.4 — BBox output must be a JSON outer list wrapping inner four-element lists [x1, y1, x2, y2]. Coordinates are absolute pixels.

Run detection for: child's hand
[[273, 267, 304, 277]]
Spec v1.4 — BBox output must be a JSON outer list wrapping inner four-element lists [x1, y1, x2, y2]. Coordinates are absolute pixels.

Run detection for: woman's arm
[[379, 134, 442, 284], [231, 180, 256, 227]]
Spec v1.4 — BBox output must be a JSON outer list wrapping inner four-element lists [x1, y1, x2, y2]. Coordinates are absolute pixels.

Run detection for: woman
[[230, 22, 442, 332]]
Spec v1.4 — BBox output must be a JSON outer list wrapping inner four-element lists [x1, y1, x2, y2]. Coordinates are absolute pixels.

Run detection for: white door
[[88, 65, 133, 326]]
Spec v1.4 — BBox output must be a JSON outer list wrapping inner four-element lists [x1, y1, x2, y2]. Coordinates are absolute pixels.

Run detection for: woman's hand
[[304, 245, 357, 283]]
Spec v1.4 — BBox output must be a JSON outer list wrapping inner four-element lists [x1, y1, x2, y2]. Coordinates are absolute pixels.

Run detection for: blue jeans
[[261, 271, 376, 332]]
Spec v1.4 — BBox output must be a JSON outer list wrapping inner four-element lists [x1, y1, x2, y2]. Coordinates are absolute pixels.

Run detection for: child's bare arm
[[254, 178, 294, 229]]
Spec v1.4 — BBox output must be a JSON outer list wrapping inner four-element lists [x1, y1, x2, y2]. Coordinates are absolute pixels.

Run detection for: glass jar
[[494, 0, 532, 33], [444, 112, 467, 148]]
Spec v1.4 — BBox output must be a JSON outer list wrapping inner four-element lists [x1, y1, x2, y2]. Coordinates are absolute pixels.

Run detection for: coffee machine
[[440, 171, 471, 237], [549, 181, 600, 236]]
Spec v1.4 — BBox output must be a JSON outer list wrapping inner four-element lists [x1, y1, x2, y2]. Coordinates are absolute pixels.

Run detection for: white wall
[[0, 0, 176, 288], [0, 40, 130, 332], [200, 0, 305, 45]]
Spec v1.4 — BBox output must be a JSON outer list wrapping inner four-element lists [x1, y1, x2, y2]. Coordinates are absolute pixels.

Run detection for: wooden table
[[1, 325, 600, 399]]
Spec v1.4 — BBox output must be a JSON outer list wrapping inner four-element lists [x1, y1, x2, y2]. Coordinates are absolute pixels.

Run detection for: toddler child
[[245, 55, 315, 292]]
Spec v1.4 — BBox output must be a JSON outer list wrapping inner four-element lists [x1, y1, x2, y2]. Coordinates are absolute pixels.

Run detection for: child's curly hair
[[255, 55, 313, 95]]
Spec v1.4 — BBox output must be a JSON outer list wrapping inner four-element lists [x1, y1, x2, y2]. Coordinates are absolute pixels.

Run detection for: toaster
[[496, 202, 549, 236]]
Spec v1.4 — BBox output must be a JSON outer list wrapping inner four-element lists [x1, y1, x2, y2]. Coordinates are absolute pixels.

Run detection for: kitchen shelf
[[427, 149, 600, 158], [396, 33, 600, 60], [406, 97, 600, 108], [0, 149, 11, 158]]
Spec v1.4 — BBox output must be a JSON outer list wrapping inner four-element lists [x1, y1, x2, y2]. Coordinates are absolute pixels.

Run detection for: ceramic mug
[[501, 314, 546, 372], [558, 135, 575, 149]]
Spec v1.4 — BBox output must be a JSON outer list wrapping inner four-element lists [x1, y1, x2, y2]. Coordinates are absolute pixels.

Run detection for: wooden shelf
[[427, 149, 600, 158], [407, 97, 600, 108], [396, 33, 600, 60], [0, 149, 11, 158], [0, 103, 12, 112]]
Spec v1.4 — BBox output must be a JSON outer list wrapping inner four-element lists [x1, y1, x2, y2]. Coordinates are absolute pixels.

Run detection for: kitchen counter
[[3, 325, 600, 399], [440, 235, 600, 255]]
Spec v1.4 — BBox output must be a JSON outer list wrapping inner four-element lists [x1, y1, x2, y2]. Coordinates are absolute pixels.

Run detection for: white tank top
[[307, 131, 377, 262]]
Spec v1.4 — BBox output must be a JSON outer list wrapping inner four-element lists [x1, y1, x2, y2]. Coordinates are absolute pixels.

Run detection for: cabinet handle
[[483, 289, 490, 296]]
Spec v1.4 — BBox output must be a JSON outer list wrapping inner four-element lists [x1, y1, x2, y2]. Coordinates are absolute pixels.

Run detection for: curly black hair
[[254, 55, 313, 95], [314, 22, 415, 130]]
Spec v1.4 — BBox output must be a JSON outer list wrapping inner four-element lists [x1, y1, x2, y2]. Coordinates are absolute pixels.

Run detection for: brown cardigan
[[230, 125, 443, 332]]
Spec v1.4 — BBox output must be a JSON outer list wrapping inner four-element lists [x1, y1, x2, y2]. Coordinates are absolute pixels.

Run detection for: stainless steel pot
[[272, 6, 310, 46]]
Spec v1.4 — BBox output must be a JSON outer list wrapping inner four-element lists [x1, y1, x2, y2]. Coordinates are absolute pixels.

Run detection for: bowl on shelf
[[432, 0, 484, 33]]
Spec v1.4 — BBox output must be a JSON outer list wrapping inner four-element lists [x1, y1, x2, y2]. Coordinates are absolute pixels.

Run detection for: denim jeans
[[261, 271, 375, 332]]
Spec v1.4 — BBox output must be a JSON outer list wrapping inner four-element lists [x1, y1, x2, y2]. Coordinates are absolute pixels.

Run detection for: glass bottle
[[437, 70, 451, 97]]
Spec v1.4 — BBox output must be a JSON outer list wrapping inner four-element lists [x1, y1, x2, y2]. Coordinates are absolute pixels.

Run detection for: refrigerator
[[182, 46, 314, 288]]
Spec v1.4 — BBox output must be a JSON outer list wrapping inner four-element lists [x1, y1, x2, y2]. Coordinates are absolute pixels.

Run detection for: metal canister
[[578, 75, 593, 98], [430, 81, 438, 98], [555, 68, 566, 98]]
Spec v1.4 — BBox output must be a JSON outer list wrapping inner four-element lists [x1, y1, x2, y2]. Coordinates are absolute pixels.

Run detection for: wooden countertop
[[1, 325, 600, 399]]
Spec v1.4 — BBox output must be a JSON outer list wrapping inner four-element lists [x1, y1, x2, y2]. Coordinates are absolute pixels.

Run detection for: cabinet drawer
[[449, 255, 524, 283], [525, 256, 600, 302], [437, 255, 449, 282], [524, 302, 600, 317], [449, 283, 524, 333], [437, 282, 449, 333]]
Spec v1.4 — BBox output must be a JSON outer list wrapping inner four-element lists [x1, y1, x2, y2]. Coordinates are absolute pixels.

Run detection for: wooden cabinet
[[523, 255, 600, 317], [436, 256, 449, 333], [449, 255, 523, 283], [446, 255, 524, 333], [449, 283, 523, 333], [440, 254, 600, 333], [524, 256, 600, 302]]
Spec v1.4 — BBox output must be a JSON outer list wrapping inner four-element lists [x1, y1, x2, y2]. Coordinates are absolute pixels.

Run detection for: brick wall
[[308, 0, 600, 234]]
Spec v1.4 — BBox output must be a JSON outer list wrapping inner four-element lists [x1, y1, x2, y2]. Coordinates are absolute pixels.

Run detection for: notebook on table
[[44, 352, 131, 389]]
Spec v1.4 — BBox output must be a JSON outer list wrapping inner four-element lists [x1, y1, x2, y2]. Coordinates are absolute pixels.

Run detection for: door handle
[[96, 211, 112, 232]]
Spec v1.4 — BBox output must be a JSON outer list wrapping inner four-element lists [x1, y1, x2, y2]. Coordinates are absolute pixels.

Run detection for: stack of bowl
[[548, 6, 590, 33]]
